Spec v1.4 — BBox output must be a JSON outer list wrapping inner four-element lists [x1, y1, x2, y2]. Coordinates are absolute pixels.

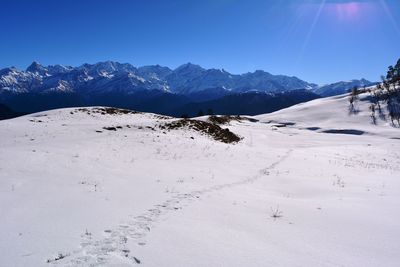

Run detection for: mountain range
[[313, 79, 377, 97], [0, 61, 375, 117]]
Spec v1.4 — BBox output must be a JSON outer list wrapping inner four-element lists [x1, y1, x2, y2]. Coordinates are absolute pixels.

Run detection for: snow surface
[[0, 92, 399, 267]]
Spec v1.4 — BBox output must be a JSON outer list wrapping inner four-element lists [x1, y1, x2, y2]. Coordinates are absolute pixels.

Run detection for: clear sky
[[0, 0, 399, 84]]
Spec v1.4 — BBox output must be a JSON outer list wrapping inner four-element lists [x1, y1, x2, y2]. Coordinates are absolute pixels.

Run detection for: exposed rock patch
[[75, 107, 139, 116], [208, 115, 258, 125], [160, 119, 241, 144]]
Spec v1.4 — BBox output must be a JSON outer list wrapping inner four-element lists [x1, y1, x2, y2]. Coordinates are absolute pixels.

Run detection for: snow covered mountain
[[0, 61, 317, 96], [1, 61, 379, 117], [1, 89, 399, 267], [0, 61, 322, 115], [313, 79, 376, 97]]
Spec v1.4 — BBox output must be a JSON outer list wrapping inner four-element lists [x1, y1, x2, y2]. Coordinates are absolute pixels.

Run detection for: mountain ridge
[[312, 78, 376, 97], [1, 61, 374, 97], [0, 61, 372, 118], [0, 61, 318, 95]]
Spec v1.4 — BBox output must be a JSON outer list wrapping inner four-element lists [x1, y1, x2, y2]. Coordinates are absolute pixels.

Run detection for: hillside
[[170, 90, 320, 117], [0, 103, 23, 120], [0, 92, 399, 267], [256, 89, 399, 137]]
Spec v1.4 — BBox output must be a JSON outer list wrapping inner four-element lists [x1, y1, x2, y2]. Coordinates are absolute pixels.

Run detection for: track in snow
[[50, 149, 293, 266]]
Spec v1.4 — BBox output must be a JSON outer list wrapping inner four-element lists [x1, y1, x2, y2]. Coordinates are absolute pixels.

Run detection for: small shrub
[[270, 206, 283, 219]]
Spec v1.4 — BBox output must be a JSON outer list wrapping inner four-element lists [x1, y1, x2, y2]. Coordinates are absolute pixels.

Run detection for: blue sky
[[0, 0, 399, 84]]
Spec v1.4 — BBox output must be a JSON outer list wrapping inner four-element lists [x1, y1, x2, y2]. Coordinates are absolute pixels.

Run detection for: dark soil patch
[[103, 126, 117, 131], [305, 127, 321, 131], [29, 119, 43, 123], [208, 115, 259, 125], [46, 253, 68, 263], [100, 124, 156, 132], [160, 119, 241, 144], [265, 121, 296, 127], [152, 114, 172, 120], [322, 129, 365, 135], [76, 107, 139, 116], [275, 122, 296, 127], [271, 124, 287, 128]]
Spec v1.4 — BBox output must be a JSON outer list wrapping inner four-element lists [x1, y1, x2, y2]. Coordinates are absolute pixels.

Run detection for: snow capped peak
[[26, 61, 41, 69], [0, 66, 19, 75], [0, 60, 360, 97], [248, 70, 272, 76], [94, 61, 118, 71], [47, 64, 72, 74], [84, 61, 117, 73], [137, 65, 173, 80], [175, 62, 204, 72], [220, 68, 229, 74], [26, 61, 47, 74], [359, 78, 372, 85]]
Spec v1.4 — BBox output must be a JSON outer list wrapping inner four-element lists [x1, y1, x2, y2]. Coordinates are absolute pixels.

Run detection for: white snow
[[0, 92, 399, 267]]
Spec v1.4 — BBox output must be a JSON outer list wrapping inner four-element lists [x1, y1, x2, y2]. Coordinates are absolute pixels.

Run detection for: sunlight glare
[[335, 2, 360, 21]]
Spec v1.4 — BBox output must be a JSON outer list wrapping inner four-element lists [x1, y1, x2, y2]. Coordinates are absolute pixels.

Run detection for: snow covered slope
[[1, 93, 399, 267], [255, 91, 399, 138]]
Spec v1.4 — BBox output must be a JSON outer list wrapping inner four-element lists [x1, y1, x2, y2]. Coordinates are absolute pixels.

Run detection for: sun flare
[[335, 2, 361, 20]]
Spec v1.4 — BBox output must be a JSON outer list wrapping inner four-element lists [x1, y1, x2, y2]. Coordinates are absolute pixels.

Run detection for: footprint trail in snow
[[51, 149, 293, 266]]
